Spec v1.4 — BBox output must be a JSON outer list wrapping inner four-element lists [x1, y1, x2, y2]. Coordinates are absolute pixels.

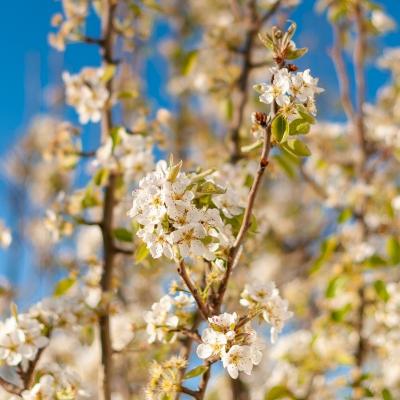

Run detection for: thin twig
[[177, 260, 209, 320]]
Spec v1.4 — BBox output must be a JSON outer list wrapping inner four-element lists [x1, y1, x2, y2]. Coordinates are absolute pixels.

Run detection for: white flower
[[371, 10, 396, 33], [63, 67, 108, 124], [0, 221, 12, 248], [240, 282, 278, 307], [259, 68, 291, 107], [264, 296, 293, 343], [221, 345, 254, 379], [208, 312, 238, 334], [240, 282, 292, 343], [138, 226, 173, 259], [144, 295, 179, 343], [173, 292, 194, 308], [0, 322, 27, 365], [170, 223, 214, 260], [196, 328, 227, 359]]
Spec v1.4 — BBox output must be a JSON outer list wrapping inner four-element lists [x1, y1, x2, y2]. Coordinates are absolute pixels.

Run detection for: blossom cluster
[[145, 356, 187, 400], [255, 67, 323, 117], [240, 282, 293, 343], [129, 160, 234, 261], [93, 127, 155, 181], [144, 293, 194, 344], [11, 363, 87, 400], [196, 312, 263, 379], [63, 67, 109, 124], [49, 0, 89, 51], [0, 314, 48, 366]]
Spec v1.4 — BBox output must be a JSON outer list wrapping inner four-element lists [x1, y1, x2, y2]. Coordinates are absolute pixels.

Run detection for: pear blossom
[[196, 328, 228, 359], [63, 67, 109, 124], [0, 221, 12, 248], [144, 295, 180, 343], [221, 345, 255, 379], [241, 282, 292, 343], [371, 10, 396, 33]]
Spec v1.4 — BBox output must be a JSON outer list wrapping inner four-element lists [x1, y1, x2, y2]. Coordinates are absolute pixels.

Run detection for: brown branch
[[217, 122, 272, 309], [353, 1, 368, 171], [98, 1, 118, 399], [0, 377, 22, 396], [180, 385, 201, 399], [229, 0, 282, 162], [330, 24, 355, 122], [177, 260, 209, 320]]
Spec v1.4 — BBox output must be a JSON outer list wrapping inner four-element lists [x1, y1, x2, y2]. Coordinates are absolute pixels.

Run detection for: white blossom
[[63, 67, 109, 124]]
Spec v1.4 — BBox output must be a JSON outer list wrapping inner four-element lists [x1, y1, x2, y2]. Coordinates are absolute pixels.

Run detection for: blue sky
[[0, 0, 398, 151], [0, 1, 398, 301]]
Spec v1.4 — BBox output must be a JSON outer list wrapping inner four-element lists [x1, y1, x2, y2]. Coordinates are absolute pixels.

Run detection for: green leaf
[[113, 228, 133, 242], [386, 236, 400, 265], [364, 254, 388, 268], [310, 237, 337, 274], [296, 104, 316, 124], [382, 389, 394, 400], [93, 168, 109, 186], [79, 325, 95, 346], [54, 277, 76, 297], [182, 50, 198, 75], [374, 280, 390, 302], [285, 47, 308, 60], [289, 119, 310, 135], [264, 385, 294, 400], [337, 208, 352, 224], [197, 181, 226, 195], [258, 32, 274, 49], [101, 64, 116, 83], [271, 115, 289, 143], [241, 140, 263, 153], [325, 275, 346, 298], [184, 365, 209, 380], [134, 242, 149, 263], [284, 139, 311, 157], [330, 303, 352, 322]]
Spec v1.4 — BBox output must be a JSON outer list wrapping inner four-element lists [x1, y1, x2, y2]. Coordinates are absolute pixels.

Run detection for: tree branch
[[177, 260, 210, 320]]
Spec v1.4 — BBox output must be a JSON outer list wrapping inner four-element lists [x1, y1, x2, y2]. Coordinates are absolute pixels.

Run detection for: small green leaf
[[113, 228, 133, 242], [79, 325, 95, 346], [184, 365, 209, 380], [241, 140, 263, 153], [296, 104, 316, 124], [330, 303, 352, 322], [374, 280, 390, 303], [264, 385, 294, 400], [54, 277, 76, 297], [364, 254, 388, 268], [382, 388, 394, 400], [285, 47, 308, 60], [310, 237, 337, 274], [284, 139, 311, 157], [386, 236, 400, 265], [198, 181, 226, 195], [289, 119, 310, 135], [258, 32, 274, 49], [182, 50, 198, 75], [325, 275, 346, 298], [134, 242, 149, 263], [101, 64, 116, 83], [93, 168, 109, 186], [337, 208, 352, 224], [271, 115, 289, 143]]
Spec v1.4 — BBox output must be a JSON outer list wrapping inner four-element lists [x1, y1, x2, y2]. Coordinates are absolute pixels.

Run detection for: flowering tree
[[0, 0, 398, 399]]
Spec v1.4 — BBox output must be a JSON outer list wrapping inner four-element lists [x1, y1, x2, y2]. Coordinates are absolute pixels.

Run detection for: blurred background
[[0, 0, 398, 306]]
